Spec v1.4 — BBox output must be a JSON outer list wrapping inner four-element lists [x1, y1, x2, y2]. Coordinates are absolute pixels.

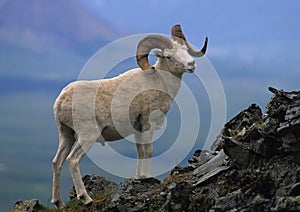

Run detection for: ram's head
[[136, 24, 208, 74]]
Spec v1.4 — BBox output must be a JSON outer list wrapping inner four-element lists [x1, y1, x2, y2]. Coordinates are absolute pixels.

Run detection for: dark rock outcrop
[[12, 199, 46, 212], [12, 87, 300, 211], [69, 174, 117, 201]]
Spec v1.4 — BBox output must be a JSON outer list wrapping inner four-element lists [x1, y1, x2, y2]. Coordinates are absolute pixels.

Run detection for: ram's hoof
[[136, 175, 152, 179], [78, 194, 93, 206], [85, 199, 93, 206], [51, 199, 65, 209]]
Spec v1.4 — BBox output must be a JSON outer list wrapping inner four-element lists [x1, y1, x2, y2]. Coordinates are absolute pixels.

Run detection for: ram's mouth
[[186, 67, 196, 73]]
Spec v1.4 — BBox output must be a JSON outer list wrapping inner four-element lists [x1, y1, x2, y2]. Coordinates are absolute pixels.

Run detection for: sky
[[77, 0, 299, 45], [76, 0, 300, 79], [76, 0, 300, 113]]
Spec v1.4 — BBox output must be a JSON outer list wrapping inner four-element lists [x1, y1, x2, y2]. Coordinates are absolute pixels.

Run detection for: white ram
[[51, 24, 208, 207]]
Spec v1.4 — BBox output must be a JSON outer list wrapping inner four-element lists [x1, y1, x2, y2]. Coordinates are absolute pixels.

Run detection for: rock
[[193, 165, 230, 187], [276, 182, 300, 196], [106, 177, 162, 212], [211, 103, 263, 152], [112, 177, 160, 199], [213, 189, 244, 211], [213, 88, 300, 167], [170, 164, 194, 175], [222, 136, 263, 167], [193, 150, 227, 176], [290, 183, 300, 196], [188, 150, 215, 169], [264, 87, 300, 164], [163, 182, 193, 212], [12, 199, 45, 212], [264, 87, 300, 135], [271, 196, 300, 211], [70, 174, 117, 201]]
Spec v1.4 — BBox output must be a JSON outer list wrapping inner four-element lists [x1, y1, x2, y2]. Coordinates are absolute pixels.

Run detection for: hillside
[[0, 0, 118, 50], [12, 87, 300, 211], [0, 0, 120, 79]]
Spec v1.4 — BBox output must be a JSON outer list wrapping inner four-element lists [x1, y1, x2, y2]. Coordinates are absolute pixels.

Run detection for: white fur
[[51, 37, 197, 208]]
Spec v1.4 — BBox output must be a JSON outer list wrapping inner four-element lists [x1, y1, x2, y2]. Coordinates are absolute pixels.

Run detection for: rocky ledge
[[13, 87, 300, 211]]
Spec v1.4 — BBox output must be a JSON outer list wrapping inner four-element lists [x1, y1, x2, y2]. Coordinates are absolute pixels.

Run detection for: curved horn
[[186, 36, 208, 57], [171, 24, 186, 44], [136, 34, 173, 70], [171, 24, 208, 57]]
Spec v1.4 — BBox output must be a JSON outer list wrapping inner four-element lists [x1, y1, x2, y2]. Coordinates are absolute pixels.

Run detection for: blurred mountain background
[[0, 0, 299, 211], [0, 0, 121, 210], [0, 0, 120, 80]]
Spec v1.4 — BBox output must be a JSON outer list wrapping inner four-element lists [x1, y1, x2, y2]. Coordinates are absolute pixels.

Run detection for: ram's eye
[[166, 56, 171, 60]]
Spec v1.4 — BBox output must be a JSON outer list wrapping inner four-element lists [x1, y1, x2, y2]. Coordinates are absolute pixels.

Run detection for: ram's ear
[[153, 49, 164, 58]]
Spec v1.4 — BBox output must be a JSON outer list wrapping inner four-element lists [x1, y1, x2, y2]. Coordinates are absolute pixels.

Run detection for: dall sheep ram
[[51, 24, 208, 208]]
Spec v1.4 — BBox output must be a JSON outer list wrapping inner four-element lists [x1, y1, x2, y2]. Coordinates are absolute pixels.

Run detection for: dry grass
[[163, 172, 193, 185]]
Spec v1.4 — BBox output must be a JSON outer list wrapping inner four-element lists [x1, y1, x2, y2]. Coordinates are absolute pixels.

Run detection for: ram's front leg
[[144, 142, 153, 178], [134, 131, 153, 179], [135, 143, 145, 178]]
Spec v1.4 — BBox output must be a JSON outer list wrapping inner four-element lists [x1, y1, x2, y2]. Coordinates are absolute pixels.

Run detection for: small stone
[[12, 199, 45, 212], [193, 150, 226, 176]]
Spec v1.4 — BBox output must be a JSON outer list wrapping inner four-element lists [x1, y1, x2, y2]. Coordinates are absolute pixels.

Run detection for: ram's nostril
[[188, 61, 195, 66]]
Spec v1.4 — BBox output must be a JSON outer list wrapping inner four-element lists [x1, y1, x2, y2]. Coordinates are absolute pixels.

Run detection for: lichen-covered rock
[[193, 150, 228, 178], [69, 174, 117, 201], [188, 150, 214, 169], [105, 177, 162, 212], [264, 87, 300, 164], [211, 103, 263, 152], [163, 181, 193, 212], [211, 87, 300, 167], [211, 103, 271, 167], [264, 87, 300, 134], [12, 199, 45, 212]]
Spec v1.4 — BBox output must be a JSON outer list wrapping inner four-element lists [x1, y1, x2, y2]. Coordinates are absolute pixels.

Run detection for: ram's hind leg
[[66, 135, 96, 205], [51, 124, 75, 208]]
